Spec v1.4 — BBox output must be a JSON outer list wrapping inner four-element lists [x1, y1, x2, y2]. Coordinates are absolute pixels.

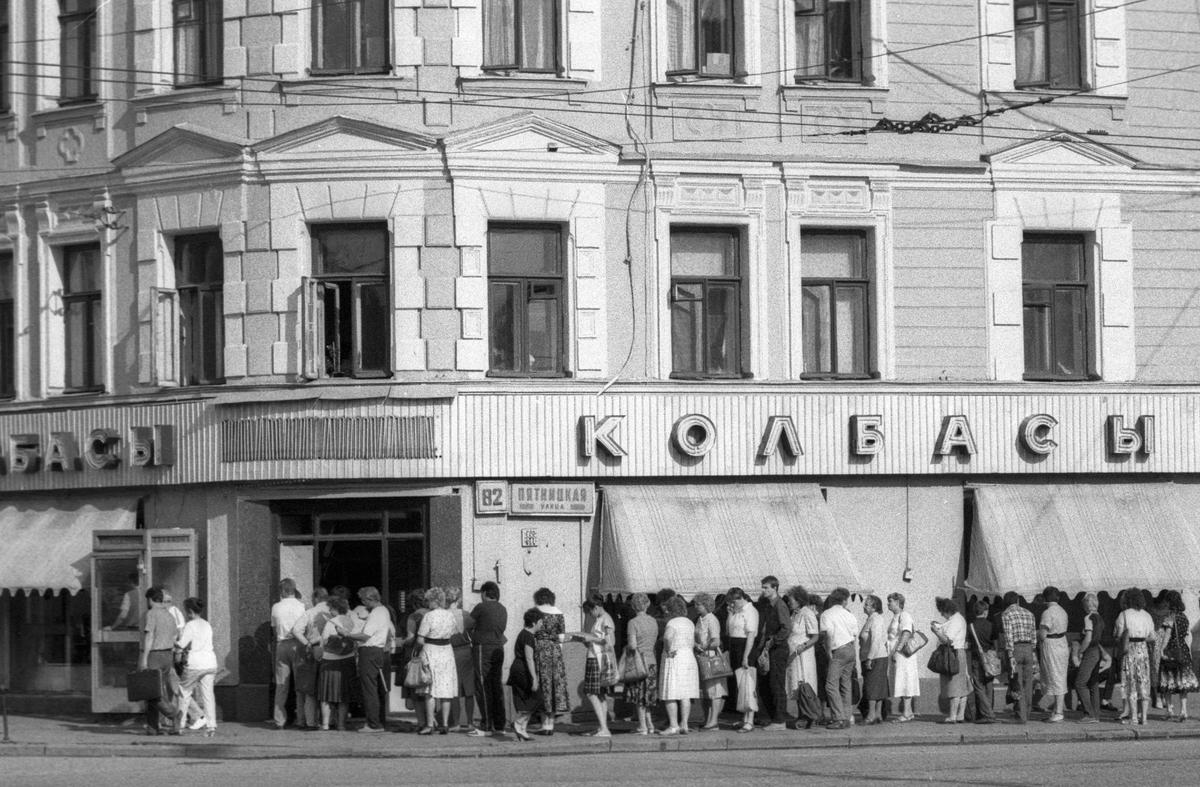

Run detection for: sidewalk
[[2, 711, 1199, 760]]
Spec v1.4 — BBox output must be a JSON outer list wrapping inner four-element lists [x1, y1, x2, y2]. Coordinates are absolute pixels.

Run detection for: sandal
[[657, 727, 680, 736], [417, 726, 433, 735], [735, 723, 754, 733]]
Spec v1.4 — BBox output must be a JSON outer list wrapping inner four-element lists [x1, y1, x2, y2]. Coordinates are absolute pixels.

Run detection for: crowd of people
[[134, 576, 1198, 739]]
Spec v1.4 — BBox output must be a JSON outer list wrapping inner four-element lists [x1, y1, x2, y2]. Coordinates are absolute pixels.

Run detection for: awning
[[966, 483, 1200, 597], [598, 483, 866, 597], [0, 497, 138, 596]]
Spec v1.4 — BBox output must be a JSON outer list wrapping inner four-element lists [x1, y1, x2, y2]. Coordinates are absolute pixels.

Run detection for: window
[[312, 0, 388, 75], [62, 244, 102, 391], [174, 234, 224, 385], [801, 230, 870, 377], [482, 0, 559, 73], [670, 228, 741, 377], [666, 0, 735, 77], [309, 224, 390, 378], [174, 0, 223, 87], [59, 0, 97, 103], [0, 253, 12, 397], [1, 1, 10, 112], [1022, 234, 1088, 380], [795, 0, 862, 83], [1014, 0, 1081, 89], [488, 224, 564, 376]]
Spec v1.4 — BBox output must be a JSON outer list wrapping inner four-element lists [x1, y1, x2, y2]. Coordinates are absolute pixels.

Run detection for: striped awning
[[966, 483, 1200, 597], [598, 483, 866, 597], [0, 497, 138, 596]]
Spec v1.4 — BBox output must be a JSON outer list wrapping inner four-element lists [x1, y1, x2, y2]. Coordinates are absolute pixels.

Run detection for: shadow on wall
[[239, 621, 275, 685]]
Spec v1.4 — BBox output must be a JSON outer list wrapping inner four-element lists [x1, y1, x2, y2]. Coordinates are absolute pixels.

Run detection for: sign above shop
[[0, 425, 175, 478], [475, 481, 596, 517]]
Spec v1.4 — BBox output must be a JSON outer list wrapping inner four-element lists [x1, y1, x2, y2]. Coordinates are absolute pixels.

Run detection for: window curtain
[[667, 0, 697, 73], [483, 0, 517, 68], [520, 0, 556, 71]]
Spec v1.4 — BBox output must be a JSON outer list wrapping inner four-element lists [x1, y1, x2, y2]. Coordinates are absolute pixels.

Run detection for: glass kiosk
[[90, 529, 196, 713]]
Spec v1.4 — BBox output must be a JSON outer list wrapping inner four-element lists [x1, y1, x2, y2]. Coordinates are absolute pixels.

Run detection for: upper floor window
[[62, 244, 102, 392], [666, 0, 735, 78], [174, 234, 224, 385], [482, 0, 559, 73], [0, 253, 13, 398], [306, 224, 390, 379], [795, 0, 862, 83], [1, 1, 10, 112], [670, 228, 741, 377], [801, 230, 871, 378], [174, 0, 223, 87], [312, 0, 388, 75], [488, 224, 564, 376], [59, 0, 98, 103], [1014, 0, 1081, 89], [1022, 234, 1088, 380]]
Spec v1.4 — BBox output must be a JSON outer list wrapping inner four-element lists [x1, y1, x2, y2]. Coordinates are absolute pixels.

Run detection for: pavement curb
[[4, 725, 1200, 760]]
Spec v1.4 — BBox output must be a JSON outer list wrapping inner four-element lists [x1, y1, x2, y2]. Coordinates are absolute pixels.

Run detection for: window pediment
[[113, 124, 247, 169], [985, 133, 1139, 170], [443, 112, 619, 160], [252, 116, 437, 158]]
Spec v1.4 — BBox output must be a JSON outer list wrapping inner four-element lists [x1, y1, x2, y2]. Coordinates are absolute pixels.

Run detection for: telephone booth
[[90, 529, 196, 713]]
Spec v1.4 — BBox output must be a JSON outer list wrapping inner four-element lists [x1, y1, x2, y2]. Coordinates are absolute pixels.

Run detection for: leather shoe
[[826, 721, 849, 730]]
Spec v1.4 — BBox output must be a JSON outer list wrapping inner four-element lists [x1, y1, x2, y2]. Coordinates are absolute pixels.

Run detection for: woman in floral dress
[[1156, 590, 1198, 721], [532, 587, 569, 734]]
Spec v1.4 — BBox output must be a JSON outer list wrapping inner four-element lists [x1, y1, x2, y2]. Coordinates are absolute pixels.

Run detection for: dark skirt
[[582, 656, 608, 698], [508, 659, 539, 713], [318, 658, 355, 704], [727, 637, 747, 699], [453, 645, 475, 697], [625, 663, 659, 708], [863, 657, 889, 700]]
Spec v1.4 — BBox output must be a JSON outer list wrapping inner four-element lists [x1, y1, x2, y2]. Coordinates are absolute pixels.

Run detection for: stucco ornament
[[57, 128, 84, 164]]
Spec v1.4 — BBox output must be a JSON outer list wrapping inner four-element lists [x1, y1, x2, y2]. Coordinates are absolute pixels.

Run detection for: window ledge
[[652, 79, 762, 95], [781, 84, 889, 99], [984, 90, 1128, 110], [281, 75, 411, 98], [31, 102, 103, 126], [458, 75, 589, 95], [130, 85, 238, 111]]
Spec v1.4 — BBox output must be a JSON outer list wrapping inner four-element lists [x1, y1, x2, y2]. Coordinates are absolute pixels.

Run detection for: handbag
[[619, 649, 648, 683], [928, 642, 962, 676], [969, 621, 1002, 679], [697, 648, 734, 681], [901, 630, 928, 658], [402, 655, 432, 692], [126, 668, 168, 702], [1160, 617, 1191, 670]]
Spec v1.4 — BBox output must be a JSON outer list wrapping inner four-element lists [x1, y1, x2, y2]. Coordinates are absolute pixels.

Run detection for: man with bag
[[1001, 591, 1038, 723], [345, 586, 394, 732], [819, 587, 860, 730], [754, 576, 793, 730], [967, 598, 999, 723], [139, 586, 181, 735]]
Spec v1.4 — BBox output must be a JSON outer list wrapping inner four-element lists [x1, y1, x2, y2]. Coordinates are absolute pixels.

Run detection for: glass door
[[91, 553, 142, 713]]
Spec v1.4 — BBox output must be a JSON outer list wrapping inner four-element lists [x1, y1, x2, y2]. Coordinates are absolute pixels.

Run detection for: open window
[[665, 0, 736, 78], [482, 0, 559, 73]]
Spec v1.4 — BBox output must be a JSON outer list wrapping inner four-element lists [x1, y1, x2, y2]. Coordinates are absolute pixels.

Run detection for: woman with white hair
[[692, 592, 726, 730], [886, 592, 919, 722], [416, 586, 460, 734], [657, 595, 699, 735], [624, 592, 658, 735]]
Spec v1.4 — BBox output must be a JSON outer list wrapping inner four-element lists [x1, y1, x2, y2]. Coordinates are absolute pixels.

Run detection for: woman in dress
[[692, 592, 726, 730], [724, 587, 759, 732], [416, 586, 460, 734], [1072, 592, 1106, 723], [1115, 588, 1155, 725], [317, 595, 357, 731], [532, 587, 569, 735], [784, 586, 819, 710], [886, 592, 919, 722], [399, 588, 428, 731], [658, 595, 699, 735], [624, 592, 659, 735], [579, 592, 615, 737], [1156, 590, 1198, 721], [858, 594, 889, 724], [445, 586, 477, 732], [175, 598, 218, 737], [931, 597, 970, 723], [506, 608, 543, 742]]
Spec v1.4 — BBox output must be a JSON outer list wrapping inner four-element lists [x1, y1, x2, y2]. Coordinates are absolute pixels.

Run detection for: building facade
[[0, 0, 1198, 717]]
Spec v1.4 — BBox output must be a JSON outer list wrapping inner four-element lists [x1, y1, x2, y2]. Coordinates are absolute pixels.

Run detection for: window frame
[[668, 226, 744, 379], [793, 0, 864, 84], [1, 0, 10, 113], [1021, 233, 1091, 381], [486, 222, 567, 378], [1013, 0, 1082, 90], [481, 0, 561, 75], [665, 0, 738, 79], [173, 0, 224, 88], [61, 243, 103, 393], [0, 251, 13, 398], [309, 222, 391, 380], [59, 0, 98, 105], [174, 233, 225, 386], [800, 229, 873, 379], [310, 0, 390, 77]]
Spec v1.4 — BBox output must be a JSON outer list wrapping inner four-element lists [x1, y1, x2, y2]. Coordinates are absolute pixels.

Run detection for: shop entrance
[[276, 499, 428, 612]]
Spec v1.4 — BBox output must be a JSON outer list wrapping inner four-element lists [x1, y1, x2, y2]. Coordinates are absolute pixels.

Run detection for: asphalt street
[[2, 739, 1198, 786]]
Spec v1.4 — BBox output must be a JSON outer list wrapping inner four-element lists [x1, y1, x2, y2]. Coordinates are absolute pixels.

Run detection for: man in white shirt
[[819, 587, 860, 729], [269, 578, 307, 729], [345, 586, 394, 732]]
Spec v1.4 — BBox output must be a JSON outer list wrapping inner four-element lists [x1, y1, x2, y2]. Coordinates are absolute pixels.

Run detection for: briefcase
[[126, 668, 167, 702]]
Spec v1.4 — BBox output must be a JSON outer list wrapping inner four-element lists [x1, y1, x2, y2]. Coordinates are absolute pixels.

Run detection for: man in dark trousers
[[469, 581, 508, 737], [755, 576, 792, 729]]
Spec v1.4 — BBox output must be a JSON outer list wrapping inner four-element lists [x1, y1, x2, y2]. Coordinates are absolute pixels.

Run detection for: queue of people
[[135, 577, 1197, 739]]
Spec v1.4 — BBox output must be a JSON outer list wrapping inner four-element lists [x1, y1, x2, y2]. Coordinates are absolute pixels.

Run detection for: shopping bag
[[796, 682, 822, 722], [126, 668, 167, 702], [735, 666, 759, 712], [697, 649, 734, 682], [928, 643, 962, 676], [600, 645, 621, 687], [619, 649, 648, 683], [402, 656, 432, 693]]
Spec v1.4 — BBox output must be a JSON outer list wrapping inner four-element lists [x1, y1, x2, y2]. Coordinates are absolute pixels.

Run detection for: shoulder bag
[[970, 621, 1003, 679], [1160, 616, 1192, 670], [403, 654, 432, 694], [928, 641, 962, 676], [619, 648, 648, 683], [901, 630, 928, 658]]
